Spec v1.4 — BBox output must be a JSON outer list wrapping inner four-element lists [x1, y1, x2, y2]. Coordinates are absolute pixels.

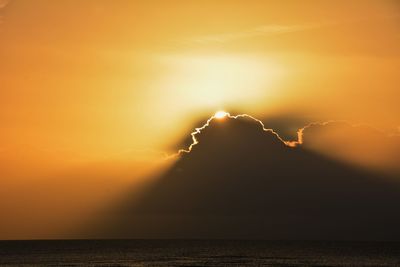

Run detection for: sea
[[0, 240, 399, 266]]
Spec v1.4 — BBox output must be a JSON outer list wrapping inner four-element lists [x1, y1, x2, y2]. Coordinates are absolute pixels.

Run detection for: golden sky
[[0, 0, 399, 239]]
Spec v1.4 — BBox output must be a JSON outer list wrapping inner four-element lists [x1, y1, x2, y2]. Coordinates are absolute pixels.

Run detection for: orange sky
[[0, 0, 399, 239]]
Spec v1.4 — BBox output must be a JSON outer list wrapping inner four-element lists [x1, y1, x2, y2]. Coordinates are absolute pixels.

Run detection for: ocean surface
[[0, 240, 399, 266]]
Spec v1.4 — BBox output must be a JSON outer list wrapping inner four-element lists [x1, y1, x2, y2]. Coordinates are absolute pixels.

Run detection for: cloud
[[175, 112, 288, 156], [0, 0, 10, 9], [187, 23, 318, 44], [97, 113, 400, 240], [174, 114, 400, 174], [0, 0, 10, 25], [182, 15, 400, 57]]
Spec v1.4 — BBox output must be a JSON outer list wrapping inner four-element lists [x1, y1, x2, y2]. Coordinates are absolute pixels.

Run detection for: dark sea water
[[0, 240, 399, 266]]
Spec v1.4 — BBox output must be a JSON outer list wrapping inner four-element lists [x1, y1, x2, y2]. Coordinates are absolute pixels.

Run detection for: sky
[[0, 0, 399, 239]]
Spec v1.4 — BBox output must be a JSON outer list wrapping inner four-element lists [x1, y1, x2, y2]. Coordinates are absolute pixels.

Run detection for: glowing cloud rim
[[168, 112, 295, 159], [168, 112, 400, 161]]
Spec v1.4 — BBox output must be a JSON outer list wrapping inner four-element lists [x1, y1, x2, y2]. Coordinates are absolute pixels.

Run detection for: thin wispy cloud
[[0, 0, 10, 9], [0, 0, 10, 25], [185, 14, 400, 45], [189, 24, 317, 44]]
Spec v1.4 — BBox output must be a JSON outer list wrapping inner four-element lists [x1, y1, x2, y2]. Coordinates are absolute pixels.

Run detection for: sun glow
[[214, 111, 229, 119], [155, 54, 284, 114]]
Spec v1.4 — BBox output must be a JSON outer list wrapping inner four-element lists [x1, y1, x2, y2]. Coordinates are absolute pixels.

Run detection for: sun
[[214, 111, 229, 119]]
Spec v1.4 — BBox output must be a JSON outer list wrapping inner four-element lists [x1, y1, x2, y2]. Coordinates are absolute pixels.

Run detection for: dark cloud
[[96, 115, 400, 240]]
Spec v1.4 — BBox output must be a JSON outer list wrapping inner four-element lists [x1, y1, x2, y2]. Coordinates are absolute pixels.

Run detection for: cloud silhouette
[[175, 113, 289, 156], [97, 114, 400, 240], [173, 114, 400, 174]]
